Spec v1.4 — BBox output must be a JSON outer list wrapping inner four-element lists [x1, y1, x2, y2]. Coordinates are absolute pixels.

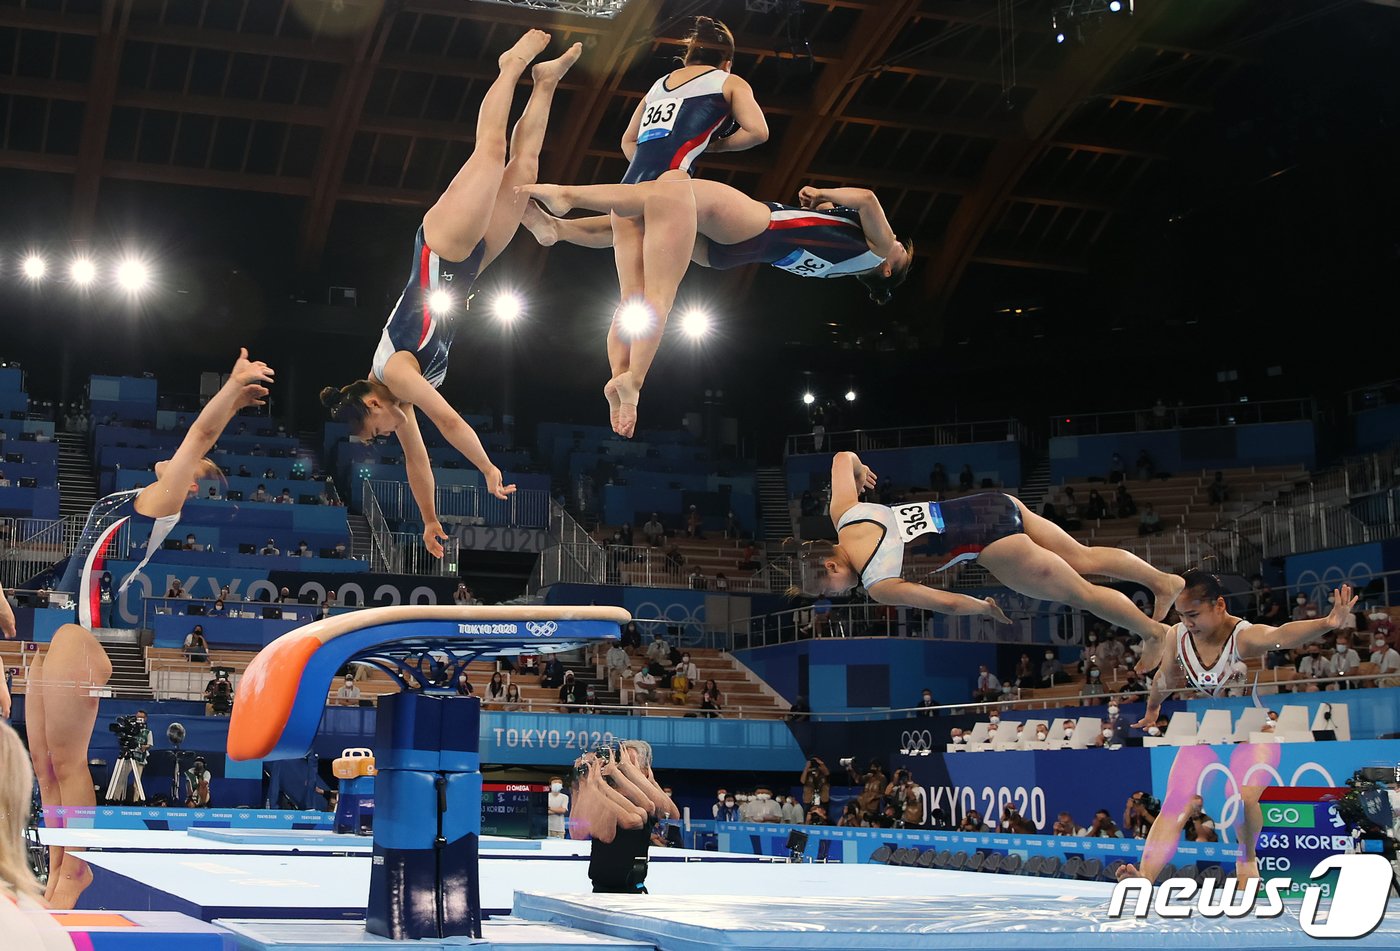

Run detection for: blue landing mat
[[217, 917, 653, 950], [513, 892, 1400, 951]]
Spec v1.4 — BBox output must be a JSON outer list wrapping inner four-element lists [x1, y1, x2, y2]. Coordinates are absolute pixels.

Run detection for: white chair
[[1068, 716, 1103, 750], [1194, 708, 1233, 746], [1258, 705, 1313, 743], [1311, 701, 1350, 741], [1230, 707, 1270, 743], [1144, 711, 1197, 748], [962, 722, 993, 752]]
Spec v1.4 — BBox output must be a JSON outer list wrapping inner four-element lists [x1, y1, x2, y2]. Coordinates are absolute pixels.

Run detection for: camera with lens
[[839, 757, 853, 768], [1338, 766, 1400, 863], [108, 715, 145, 757]]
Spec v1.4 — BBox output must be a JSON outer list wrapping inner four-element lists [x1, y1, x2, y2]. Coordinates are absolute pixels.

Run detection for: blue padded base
[[187, 828, 370, 848], [217, 916, 653, 949], [512, 892, 1400, 951]]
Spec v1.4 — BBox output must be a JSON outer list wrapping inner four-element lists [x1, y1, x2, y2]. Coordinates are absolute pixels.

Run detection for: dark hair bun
[[319, 386, 341, 409]]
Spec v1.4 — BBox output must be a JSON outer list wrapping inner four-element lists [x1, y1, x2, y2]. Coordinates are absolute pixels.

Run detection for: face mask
[[551, 782, 563, 793], [923, 695, 932, 702], [953, 735, 966, 743], [1045, 653, 1054, 660], [718, 793, 726, 801], [1108, 705, 1119, 716], [1088, 635, 1097, 643], [758, 793, 770, 801], [1297, 597, 1307, 604], [989, 715, 1000, 725], [1102, 728, 1113, 739], [1063, 729, 1075, 739], [725, 800, 735, 808], [1036, 731, 1047, 741], [1336, 646, 1346, 653], [1090, 670, 1099, 679]]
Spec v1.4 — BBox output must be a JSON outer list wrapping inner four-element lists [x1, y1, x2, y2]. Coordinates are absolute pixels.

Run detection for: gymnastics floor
[[58, 829, 1400, 950]]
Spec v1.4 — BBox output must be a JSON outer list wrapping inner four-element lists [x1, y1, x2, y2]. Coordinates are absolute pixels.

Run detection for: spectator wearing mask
[[1041, 650, 1066, 687], [1138, 504, 1163, 536], [1291, 593, 1318, 622], [166, 579, 187, 599], [958, 809, 988, 832], [781, 794, 805, 824], [645, 633, 670, 666], [547, 776, 569, 838], [1114, 483, 1137, 518], [700, 679, 722, 718], [251, 484, 268, 502], [456, 674, 475, 697], [558, 671, 583, 711], [276, 587, 292, 603], [750, 788, 782, 823], [999, 803, 1034, 834], [972, 665, 1000, 702], [805, 803, 831, 825], [336, 675, 361, 705], [711, 788, 729, 818], [1371, 610, 1396, 647], [619, 620, 643, 652], [916, 688, 937, 712], [486, 671, 508, 705], [500, 683, 523, 711], [183, 625, 210, 663], [837, 802, 864, 827], [1369, 636, 1400, 687], [1052, 811, 1080, 836], [260, 538, 281, 556], [717, 794, 740, 822], [1103, 701, 1128, 746], [1295, 643, 1334, 691], [1086, 809, 1122, 837], [183, 532, 199, 551], [605, 639, 630, 691], [631, 667, 658, 704], [1012, 653, 1035, 689], [1330, 636, 1362, 688], [540, 656, 564, 689], [892, 770, 926, 828], [1255, 584, 1284, 625], [642, 513, 665, 547], [1059, 718, 1077, 743], [1097, 634, 1126, 672]]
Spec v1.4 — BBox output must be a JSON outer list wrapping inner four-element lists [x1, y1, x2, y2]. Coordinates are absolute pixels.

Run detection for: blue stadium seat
[[1000, 853, 1022, 875], [982, 852, 1003, 874], [870, 845, 893, 864]]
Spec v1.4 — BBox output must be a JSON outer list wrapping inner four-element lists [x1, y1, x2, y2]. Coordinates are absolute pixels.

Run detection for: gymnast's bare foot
[[1116, 862, 1142, 881], [1235, 857, 1259, 888], [517, 184, 572, 217], [522, 201, 559, 247], [605, 372, 640, 439], [500, 29, 550, 71], [1152, 574, 1186, 622], [48, 855, 93, 910], [532, 41, 582, 85]]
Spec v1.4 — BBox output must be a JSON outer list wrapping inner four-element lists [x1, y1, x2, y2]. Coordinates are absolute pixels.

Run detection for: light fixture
[[428, 289, 452, 314], [680, 308, 711, 340], [493, 292, 522, 323], [22, 254, 47, 280], [116, 258, 149, 293], [618, 301, 652, 337], [70, 257, 97, 286], [802, 392, 815, 405], [845, 390, 856, 402]]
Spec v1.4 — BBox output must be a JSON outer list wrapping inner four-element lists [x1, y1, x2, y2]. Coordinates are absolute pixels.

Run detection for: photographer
[[998, 802, 1035, 834], [185, 755, 212, 807], [1182, 795, 1218, 842], [107, 710, 154, 804], [576, 741, 677, 895], [846, 757, 887, 820], [205, 669, 234, 716], [800, 756, 830, 810], [1123, 790, 1159, 839], [886, 768, 926, 829], [182, 625, 210, 663]]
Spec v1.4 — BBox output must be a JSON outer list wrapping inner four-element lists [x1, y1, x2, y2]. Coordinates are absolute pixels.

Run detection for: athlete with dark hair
[[795, 452, 1184, 640], [1116, 578, 1357, 887], [599, 15, 768, 438], [320, 30, 583, 553]]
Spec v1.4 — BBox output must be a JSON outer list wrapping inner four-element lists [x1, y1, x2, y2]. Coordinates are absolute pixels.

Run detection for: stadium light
[[802, 392, 815, 406], [70, 257, 97, 286], [845, 389, 856, 402], [493, 291, 523, 323], [428, 289, 453, 315], [116, 258, 150, 293], [22, 254, 47, 281], [618, 301, 652, 337], [680, 308, 711, 340]]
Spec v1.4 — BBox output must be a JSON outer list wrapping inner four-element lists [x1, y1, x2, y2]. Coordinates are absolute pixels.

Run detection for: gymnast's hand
[[423, 520, 448, 558], [230, 347, 274, 408], [797, 186, 823, 209], [484, 465, 517, 501], [1324, 584, 1357, 630], [1130, 707, 1160, 731], [980, 597, 1011, 625], [856, 464, 878, 493]]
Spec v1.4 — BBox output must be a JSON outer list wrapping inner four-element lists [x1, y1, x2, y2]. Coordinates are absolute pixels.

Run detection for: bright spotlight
[[1055, 31, 1065, 44], [618, 301, 653, 337], [22, 255, 47, 280], [116, 258, 149, 293], [845, 390, 856, 402], [70, 257, 97, 286], [680, 308, 711, 339], [493, 292, 522, 323], [428, 289, 453, 314], [802, 392, 815, 406], [1108, 1, 1121, 10]]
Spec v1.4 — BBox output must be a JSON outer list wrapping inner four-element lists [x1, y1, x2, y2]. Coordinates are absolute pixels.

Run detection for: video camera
[[108, 715, 146, 758], [1338, 766, 1400, 863]]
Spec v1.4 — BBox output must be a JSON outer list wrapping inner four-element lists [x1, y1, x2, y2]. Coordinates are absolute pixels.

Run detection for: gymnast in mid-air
[[321, 29, 584, 556]]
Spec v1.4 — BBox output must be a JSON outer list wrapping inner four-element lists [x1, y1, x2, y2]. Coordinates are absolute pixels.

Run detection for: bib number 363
[[895, 502, 944, 540], [638, 98, 681, 142]]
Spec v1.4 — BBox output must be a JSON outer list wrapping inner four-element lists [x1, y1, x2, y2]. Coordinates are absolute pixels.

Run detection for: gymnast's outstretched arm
[[137, 348, 272, 517]]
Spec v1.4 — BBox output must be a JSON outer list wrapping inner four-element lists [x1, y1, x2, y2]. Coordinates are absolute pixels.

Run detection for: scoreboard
[[481, 782, 549, 838], [1254, 786, 1349, 899]]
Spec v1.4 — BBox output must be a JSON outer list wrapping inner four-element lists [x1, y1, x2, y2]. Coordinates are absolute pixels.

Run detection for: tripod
[[105, 751, 146, 804]]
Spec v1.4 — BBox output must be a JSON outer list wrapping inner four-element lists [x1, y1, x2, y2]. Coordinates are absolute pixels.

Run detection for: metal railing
[[367, 480, 549, 529], [596, 544, 772, 593], [784, 419, 1029, 457], [362, 480, 459, 576], [0, 514, 91, 591], [1048, 397, 1317, 437], [531, 499, 607, 590]]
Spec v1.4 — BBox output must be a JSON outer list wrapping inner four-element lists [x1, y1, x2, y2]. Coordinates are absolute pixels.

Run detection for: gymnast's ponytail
[[682, 16, 735, 68], [855, 238, 915, 306], [320, 380, 374, 433], [781, 536, 838, 599]]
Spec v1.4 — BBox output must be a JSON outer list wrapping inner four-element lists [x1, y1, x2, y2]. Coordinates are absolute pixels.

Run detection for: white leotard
[[835, 502, 939, 588], [1173, 618, 1251, 696]]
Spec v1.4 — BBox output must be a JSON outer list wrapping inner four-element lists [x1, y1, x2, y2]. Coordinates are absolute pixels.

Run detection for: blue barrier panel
[[152, 613, 304, 649], [0, 484, 60, 519], [704, 820, 1240, 868], [42, 806, 331, 831]]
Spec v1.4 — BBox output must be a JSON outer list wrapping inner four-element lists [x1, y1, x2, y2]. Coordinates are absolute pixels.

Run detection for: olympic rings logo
[[900, 730, 935, 756], [526, 621, 559, 637]]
